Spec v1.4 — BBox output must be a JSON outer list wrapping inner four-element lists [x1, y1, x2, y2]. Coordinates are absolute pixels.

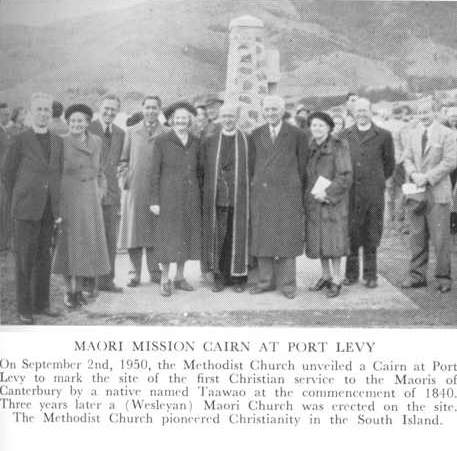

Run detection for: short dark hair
[[0, 103, 8, 110], [142, 95, 162, 107], [346, 92, 357, 101], [102, 93, 121, 107], [52, 101, 64, 118]]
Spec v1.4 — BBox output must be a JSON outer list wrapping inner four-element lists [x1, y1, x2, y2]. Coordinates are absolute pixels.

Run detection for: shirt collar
[[269, 121, 282, 135], [32, 124, 49, 135], [101, 121, 112, 133]]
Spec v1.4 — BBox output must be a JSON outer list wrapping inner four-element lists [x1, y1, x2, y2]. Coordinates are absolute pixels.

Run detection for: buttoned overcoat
[[249, 122, 309, 257], [304, 137, 352, 258], [117, 122, 168, 248], [150, 130, 202, 263], [340, 123, 394, 247]]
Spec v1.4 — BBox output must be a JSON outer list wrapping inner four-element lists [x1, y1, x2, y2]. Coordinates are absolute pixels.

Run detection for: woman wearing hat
[[305, 111, 353, 298], [150, 102, 202, 296], [53, 103, 110, 307]]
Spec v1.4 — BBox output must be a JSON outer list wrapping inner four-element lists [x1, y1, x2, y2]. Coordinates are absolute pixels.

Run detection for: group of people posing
[[1, 91, 456, 324]]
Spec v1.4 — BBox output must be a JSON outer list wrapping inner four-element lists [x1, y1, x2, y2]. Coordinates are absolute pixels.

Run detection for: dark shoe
[[34, 308, 60, 318], [127, 278, 140, 287], [282, 290, 296, 299], [326, 282, 342, 298], [365, 279, 378, 289], [99, 283, 123, 293], [161, 281, 172, 297], [232, 283, 246, 293], [309, 277, 331, 291], [75, 291, 88, 306], [211, 280, 225, 292], [343, 277, 358, 286], [18, 314, 33, 325], [64, 292, 78, 309], [174, 279, 194, 291], [401, 278, 427, 289], [249, 284, 275, 295]]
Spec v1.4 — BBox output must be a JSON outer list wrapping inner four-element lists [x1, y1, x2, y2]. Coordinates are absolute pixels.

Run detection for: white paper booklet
[[402, 183, 426, 195], [311, 176, 332, 195]]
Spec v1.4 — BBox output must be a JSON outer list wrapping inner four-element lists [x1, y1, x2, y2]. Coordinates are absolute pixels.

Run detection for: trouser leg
[[257, 257, 274, 288], [428, 203, 451, 284], [276, 257, 296, 295], [14, 219, 40, 317], [146, 247, 161, 282], [32, 218, 54, 312], [407, 201, 429, 283], [362, 204, 384, 281], [98, 205, 118, 287], [362, 246, 378, 281], [345, 244, 360, 281], [127, 247, 142, 280]]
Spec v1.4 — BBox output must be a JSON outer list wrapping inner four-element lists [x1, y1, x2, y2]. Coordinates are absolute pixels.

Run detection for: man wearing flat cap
[[201, 103, 250, 292], [202, 95, 223, 138], [249, 95, 309, 299], [1, 93, 64, 324]]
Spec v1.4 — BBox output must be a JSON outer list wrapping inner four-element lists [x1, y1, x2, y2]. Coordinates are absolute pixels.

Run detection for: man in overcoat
[[1, 93, 63, 324], [88, 93, 125, 292], [201, 103, 250, 293], [401, 99, 457, 293], [118, 95, 168, 287], [249, 95, 309, 299], [341, 98, 395, 288]]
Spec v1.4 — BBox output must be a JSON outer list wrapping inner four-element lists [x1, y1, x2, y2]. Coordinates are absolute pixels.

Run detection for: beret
[[65, 103, 93, 121], [308, 111, 335, 131]]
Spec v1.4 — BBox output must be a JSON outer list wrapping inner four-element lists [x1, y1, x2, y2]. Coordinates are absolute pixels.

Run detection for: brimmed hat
[[163, 101, 197, 121], [64, 103, 93, 121], [308, 111, 335, 131], [205, 94, 224, 106]]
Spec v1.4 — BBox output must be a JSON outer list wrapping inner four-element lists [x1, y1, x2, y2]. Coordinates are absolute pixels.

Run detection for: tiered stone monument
[[225, 15, 278, 132]]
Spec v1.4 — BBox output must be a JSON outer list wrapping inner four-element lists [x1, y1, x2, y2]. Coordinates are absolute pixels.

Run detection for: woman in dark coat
[[150, 102, 202, 297], [305, 112, 353, 297], [53, 104, 110, 307]]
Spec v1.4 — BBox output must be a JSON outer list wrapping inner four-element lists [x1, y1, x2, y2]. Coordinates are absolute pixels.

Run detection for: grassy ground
[[1, 223, 456, 327]]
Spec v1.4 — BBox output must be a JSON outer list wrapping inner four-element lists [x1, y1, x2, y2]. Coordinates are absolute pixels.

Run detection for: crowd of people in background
[[0, 90, 456, 324]]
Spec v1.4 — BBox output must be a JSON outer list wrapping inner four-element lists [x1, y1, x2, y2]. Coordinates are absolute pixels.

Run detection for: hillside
[[0, 0, 455, 106]]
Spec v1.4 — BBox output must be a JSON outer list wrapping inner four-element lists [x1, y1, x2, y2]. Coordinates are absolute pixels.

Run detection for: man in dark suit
[[341, 98, 395, 288], [249, 95, 309, 299], [88, 93, 125, 292], [1, 93, 63, 324]]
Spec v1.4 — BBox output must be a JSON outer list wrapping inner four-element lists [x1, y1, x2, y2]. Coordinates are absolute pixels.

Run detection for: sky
[[0, 0, 148, 26]]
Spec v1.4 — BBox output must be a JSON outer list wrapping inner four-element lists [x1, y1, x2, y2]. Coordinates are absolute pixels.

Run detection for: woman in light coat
[[53, 104, 110, 308]]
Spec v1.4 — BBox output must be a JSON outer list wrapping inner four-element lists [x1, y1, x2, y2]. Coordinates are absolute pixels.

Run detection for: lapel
[[359, 123, 378, 144], [260, 124, 274, 154], [68, 133, 94, 155], [423, 121, 440, 156], [25, 129, 49, 167], [49, 133, 61, 168]]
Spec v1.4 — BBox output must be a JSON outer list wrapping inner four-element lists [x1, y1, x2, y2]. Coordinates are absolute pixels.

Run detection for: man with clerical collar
[[341, 98, 395, 289], [118, 95, 168, 287], [249, 95, 309, 299], [201, 103, 250, 293], [86, 93, 125, 293], [1, 93, 64, 324], [401, 99, 457, 293]]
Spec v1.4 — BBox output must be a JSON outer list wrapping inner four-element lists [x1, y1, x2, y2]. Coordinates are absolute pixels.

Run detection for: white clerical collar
[[32, 125, 48, 135], [221, 128, 237, 136]]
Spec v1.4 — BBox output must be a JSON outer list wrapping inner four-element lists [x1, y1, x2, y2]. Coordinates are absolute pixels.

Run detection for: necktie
[[104, 126, 112, 145], [271, 127, 276, 144], [421, 128, 427, 156]]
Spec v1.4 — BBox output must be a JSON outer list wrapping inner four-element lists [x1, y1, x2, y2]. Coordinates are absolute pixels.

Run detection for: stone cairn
[[225, 16, 271, 132]]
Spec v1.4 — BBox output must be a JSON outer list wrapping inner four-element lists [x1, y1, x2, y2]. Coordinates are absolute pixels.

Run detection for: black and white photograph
[[0, 0, 456, 327]]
